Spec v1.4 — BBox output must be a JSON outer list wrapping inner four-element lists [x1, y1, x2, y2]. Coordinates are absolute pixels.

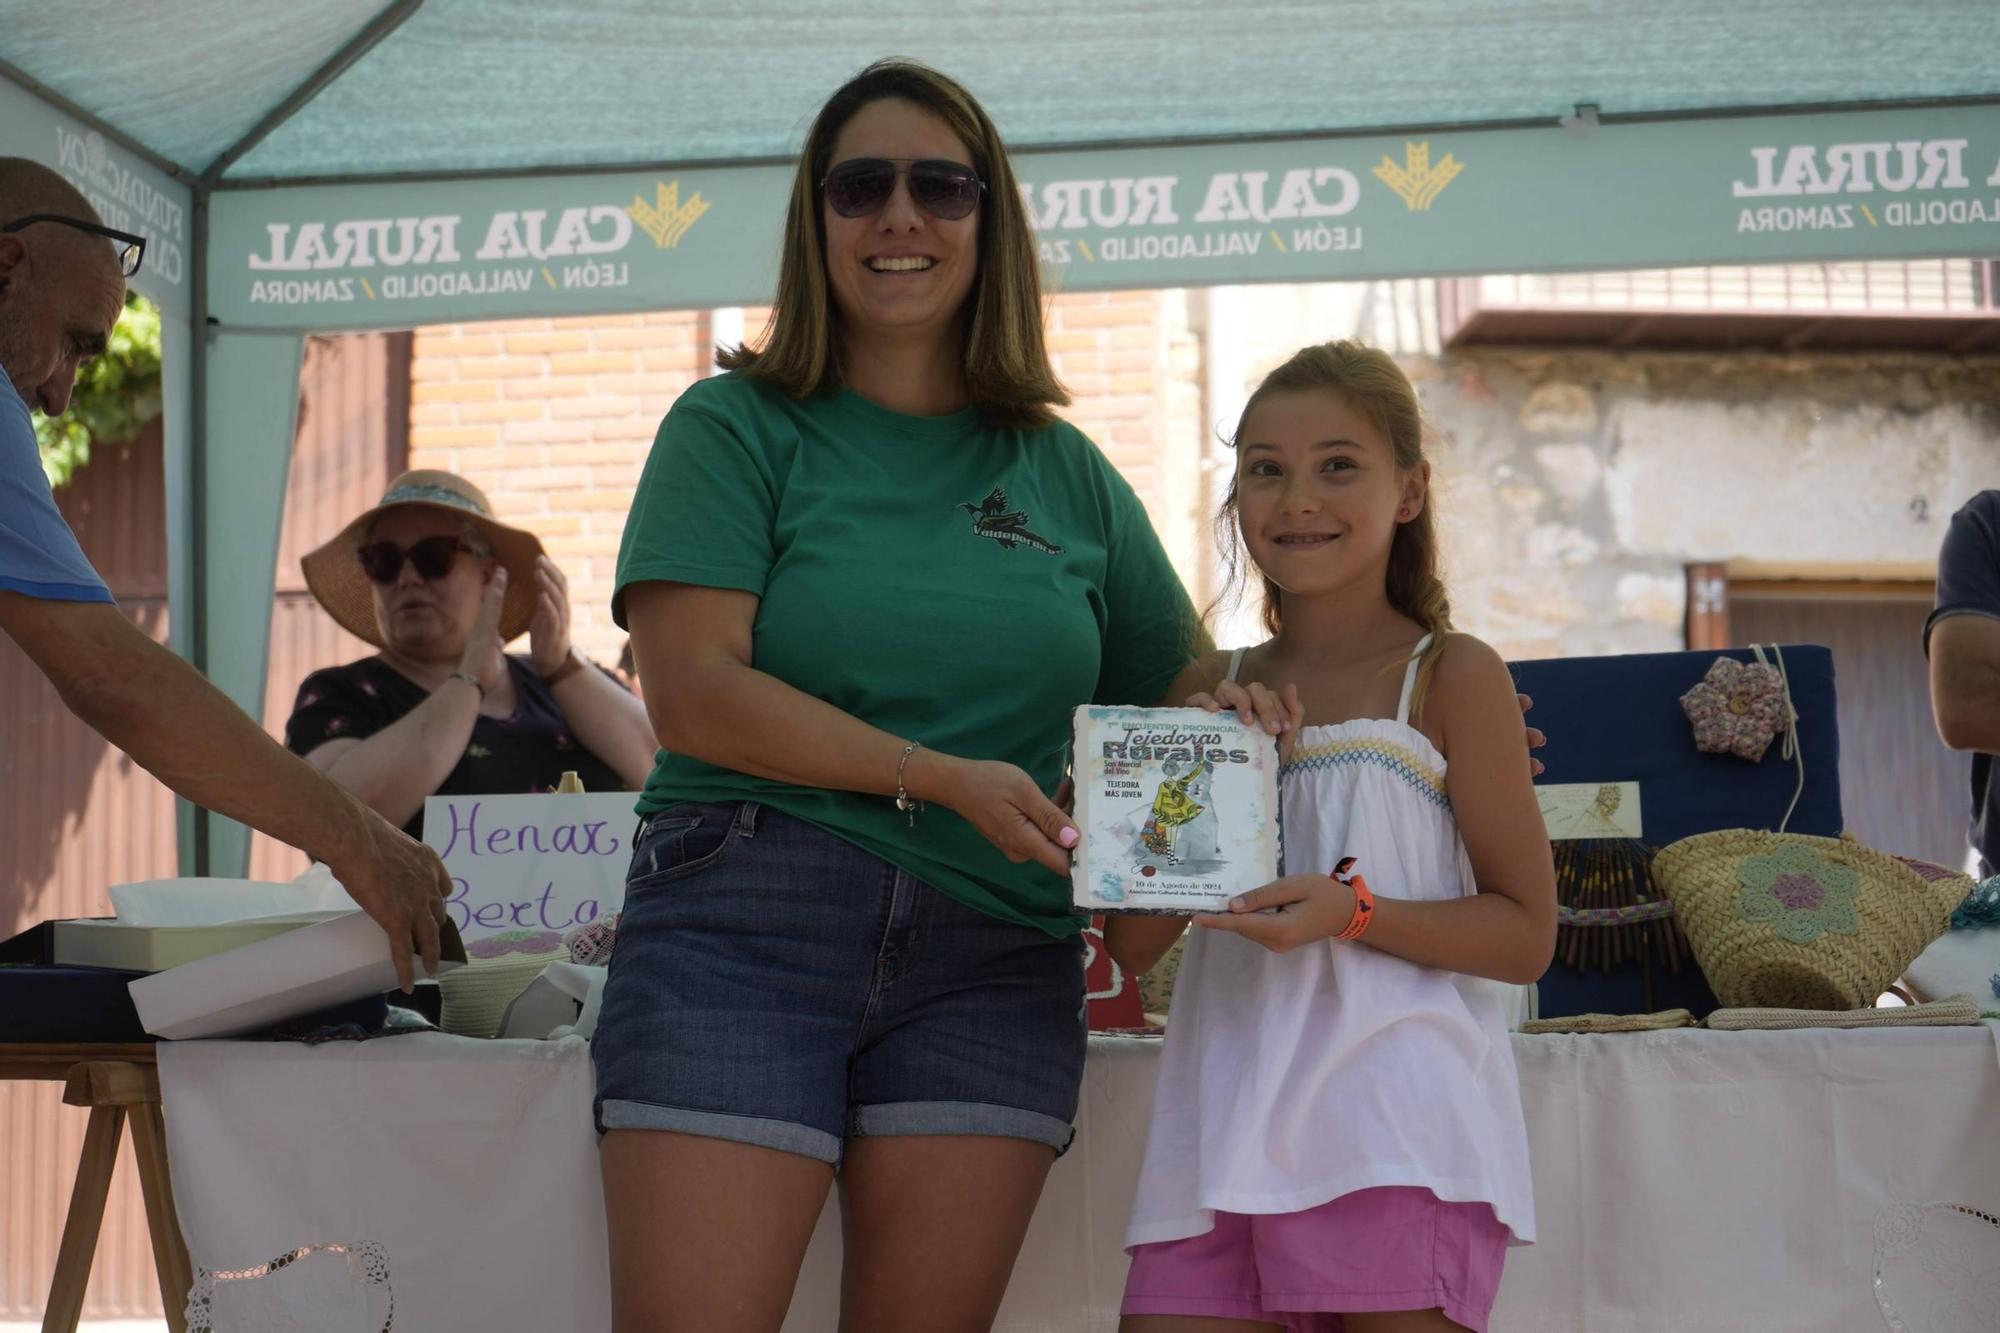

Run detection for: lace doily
[[187, 1240, 393, 1332], [1874, 1202, 2000, 1333]]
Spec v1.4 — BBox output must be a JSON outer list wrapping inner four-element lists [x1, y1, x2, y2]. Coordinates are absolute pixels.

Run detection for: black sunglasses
[[356, 535, 482, 585], [822, 158, 985, 221], [1, 214, 146, 278]]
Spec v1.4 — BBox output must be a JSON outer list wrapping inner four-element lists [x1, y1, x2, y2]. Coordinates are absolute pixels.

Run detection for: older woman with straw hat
[[286, 470, 654, 836]]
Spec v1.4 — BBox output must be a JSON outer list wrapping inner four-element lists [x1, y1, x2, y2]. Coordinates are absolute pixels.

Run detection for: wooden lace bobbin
[[1552, 840, 1692, 1012]]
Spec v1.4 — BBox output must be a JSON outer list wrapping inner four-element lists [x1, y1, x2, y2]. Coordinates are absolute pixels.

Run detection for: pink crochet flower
[[1681, 657, 1788, 761]]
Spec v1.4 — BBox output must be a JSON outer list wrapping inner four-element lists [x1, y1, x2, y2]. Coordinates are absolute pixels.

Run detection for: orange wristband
[[1334, 872, 1376, 941]]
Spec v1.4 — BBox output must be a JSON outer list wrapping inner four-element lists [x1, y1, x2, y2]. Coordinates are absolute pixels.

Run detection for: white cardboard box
[[53, 912, 344, 972], [128, 910, 465, 1039]]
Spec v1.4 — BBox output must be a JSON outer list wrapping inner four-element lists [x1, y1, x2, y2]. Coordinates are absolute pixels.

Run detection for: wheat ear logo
[[627, 180, 711, 249], [1371, 141, 1464, 212]]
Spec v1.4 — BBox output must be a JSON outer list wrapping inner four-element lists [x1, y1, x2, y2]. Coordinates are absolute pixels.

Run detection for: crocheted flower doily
[[1681, 656, 1788, 761]]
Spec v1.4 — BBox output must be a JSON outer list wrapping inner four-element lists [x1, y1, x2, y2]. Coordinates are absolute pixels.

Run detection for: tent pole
[[201, 0, 427, 183], [187, 184, 211, 875]]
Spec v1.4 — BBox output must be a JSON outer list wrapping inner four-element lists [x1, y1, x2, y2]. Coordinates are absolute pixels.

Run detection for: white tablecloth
[[1905, 929, 2000, 1006], [159, 1025, 2000, 1333]]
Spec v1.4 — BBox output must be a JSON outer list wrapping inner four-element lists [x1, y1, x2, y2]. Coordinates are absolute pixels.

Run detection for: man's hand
[[0, 592, 455, 989], [328, 816, 453, 992]]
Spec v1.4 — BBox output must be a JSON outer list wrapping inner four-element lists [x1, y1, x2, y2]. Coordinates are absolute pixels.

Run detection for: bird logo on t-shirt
[[958, 487, 1065, 555]]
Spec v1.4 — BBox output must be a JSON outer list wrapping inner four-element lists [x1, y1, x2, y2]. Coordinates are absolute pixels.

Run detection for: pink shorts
[[1121, 1186, 1510, 1332]]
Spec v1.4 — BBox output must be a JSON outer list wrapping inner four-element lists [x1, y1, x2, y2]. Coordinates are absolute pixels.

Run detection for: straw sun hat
[[301, 470, 545, 649]]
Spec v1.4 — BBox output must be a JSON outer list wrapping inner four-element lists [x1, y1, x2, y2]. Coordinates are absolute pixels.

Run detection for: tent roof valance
[[6, 0, 1999, 187]]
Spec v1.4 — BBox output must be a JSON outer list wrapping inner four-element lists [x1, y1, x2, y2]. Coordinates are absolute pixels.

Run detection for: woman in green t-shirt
[[595, 59, 1211, 1329]]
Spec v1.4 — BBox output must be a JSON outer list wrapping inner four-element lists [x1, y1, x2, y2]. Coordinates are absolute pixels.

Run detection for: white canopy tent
[[2, 0, 1997, 870]]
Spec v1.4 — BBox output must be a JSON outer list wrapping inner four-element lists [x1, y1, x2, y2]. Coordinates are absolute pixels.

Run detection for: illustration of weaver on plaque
[[1072, 705, 1281, 914], [1137, 758, 1221, 871]]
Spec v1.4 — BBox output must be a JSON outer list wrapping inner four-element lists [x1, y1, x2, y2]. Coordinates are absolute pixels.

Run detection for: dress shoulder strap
[[1225, 647, 1246, 684], [1396, 633, 1436, 724]]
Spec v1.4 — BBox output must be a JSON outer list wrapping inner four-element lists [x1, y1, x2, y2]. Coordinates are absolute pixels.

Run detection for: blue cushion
[[1510, 644, 1842, 844], [0, 965, 152, 1042], [1509, 644, 1842, 1016]]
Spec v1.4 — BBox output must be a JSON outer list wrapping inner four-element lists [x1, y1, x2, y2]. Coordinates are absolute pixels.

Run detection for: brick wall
[[396, 284, 2000, 673], [1044, 289, 1206, 597], [407, 292, 1208, 669], [407, 311, 715, 665]]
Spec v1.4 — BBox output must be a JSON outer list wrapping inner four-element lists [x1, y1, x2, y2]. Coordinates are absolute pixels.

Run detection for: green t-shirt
[[613, 372, 1199, 937]]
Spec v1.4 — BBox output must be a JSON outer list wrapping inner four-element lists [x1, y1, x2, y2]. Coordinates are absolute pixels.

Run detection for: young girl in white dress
[[1107, 341, 1556, 1333]]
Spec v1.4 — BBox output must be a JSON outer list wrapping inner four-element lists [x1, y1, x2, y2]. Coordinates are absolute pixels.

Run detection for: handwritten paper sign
[[422, 793, 636, 943], [421, 794, 1158, 1026]]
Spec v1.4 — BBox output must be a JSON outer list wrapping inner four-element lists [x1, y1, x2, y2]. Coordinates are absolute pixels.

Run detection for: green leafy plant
[[36, 292, 162, 488]]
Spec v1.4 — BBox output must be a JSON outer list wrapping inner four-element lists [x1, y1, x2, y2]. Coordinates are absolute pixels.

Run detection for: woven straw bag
[[437, 931, 569, 1038], [1654, 830, 1970, 1009]]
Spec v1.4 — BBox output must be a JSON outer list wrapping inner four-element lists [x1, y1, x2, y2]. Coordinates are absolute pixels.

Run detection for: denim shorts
[[591, 801, 1088, 1165]]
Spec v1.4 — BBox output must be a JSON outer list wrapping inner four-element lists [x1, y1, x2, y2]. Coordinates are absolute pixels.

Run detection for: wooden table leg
[[45, 1059, 190, 1333], [40, 1103, 126, 1333], [129, 1100, 193, 1333]]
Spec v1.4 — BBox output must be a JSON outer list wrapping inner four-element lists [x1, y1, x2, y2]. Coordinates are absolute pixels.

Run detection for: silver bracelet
[[448, 670, 487, 700], [894, 741, 924, 827]]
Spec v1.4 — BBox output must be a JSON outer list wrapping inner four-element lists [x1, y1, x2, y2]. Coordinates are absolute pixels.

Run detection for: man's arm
[[0, 590, 450, 989], [1927, 492, 2000, 758], [1931, 613, 2000, 754]]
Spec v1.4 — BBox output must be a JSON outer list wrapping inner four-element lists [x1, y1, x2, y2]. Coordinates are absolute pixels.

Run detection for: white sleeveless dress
[[1125, 637, 1536, 1248]]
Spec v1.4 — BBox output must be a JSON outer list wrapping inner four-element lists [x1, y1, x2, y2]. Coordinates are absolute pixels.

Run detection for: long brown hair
[[717, 59, 1067, 429], [1216, 340, 1452, 718]]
